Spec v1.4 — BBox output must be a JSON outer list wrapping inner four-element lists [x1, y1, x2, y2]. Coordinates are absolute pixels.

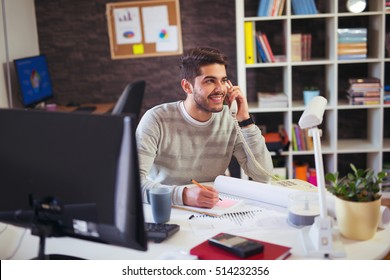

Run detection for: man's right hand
[[182, 186, 219, 208]]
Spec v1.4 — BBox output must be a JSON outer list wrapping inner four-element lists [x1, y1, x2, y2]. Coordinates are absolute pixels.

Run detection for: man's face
[[191, 64, 228, 113]]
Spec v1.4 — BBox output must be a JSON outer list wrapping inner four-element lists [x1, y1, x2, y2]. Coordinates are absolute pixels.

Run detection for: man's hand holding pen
[[182, 179, 220, 208]]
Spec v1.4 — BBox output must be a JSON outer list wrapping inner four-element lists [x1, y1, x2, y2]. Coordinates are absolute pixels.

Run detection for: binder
[[244, 21, 255, 64]]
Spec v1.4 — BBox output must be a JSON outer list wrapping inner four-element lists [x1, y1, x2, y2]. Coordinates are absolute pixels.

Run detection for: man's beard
[[193, 92, 225, 113]]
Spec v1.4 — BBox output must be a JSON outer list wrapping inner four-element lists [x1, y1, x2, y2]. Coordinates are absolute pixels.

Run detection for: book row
[[257, 0, 285, 17], [291, 33, 312, 62], [255, 31, 276, 63], [291, 124, 313, 152]]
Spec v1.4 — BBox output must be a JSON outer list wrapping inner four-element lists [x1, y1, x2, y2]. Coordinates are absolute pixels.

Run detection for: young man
[[136, 47, 273, 208]]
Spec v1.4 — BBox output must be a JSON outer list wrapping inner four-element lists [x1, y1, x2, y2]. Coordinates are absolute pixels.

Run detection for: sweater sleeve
[[233, 124, 273, 183], [135, 109, 186, 205]]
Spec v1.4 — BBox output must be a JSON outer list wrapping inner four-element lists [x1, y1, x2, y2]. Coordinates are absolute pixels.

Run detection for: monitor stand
[[29, 197, 85, 260], [32, 228, 84, 260]]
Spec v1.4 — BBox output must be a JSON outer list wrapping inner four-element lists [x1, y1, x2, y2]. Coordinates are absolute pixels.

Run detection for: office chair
[[111, 80, 146, 122]]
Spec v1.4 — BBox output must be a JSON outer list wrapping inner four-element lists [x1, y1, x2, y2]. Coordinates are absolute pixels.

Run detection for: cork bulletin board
[[106, 0, 183, 59]]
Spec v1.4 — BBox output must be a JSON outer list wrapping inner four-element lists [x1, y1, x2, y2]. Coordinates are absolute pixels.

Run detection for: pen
[[190, 179, 222, 201]]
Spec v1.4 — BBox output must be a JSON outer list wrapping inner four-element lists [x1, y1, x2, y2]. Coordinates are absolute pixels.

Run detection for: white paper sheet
[[141, 5, 169, 43], [113, 7, 142, 45]]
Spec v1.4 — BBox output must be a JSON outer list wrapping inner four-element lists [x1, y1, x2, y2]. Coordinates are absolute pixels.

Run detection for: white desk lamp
[[298, 96, 345, 258]]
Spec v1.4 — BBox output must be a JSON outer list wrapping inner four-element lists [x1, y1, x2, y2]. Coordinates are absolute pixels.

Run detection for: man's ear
[[181, 79, 193, 94]]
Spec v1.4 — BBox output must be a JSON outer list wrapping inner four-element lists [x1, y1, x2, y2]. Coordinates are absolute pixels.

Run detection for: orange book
[[257, 32, 272, 62], [261, 33, 275, 62]]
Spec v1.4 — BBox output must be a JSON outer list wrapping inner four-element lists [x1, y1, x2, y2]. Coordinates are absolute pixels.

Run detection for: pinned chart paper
[[113, 7, 142, 45], [141, 5, 169, 43], [156, 26, 178, 52]]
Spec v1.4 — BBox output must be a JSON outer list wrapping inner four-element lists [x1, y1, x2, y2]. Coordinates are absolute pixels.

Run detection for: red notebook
[[190, 234, 291, 260]]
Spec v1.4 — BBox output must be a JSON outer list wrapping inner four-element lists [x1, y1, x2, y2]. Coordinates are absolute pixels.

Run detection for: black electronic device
[[0, 108, 147, 259], [13, 54, 54, 107], [208, 233, 264, 258], [145, 222, 180, 243]]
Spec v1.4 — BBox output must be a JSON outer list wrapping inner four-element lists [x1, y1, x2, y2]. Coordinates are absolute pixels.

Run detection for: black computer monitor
[[0, 109, 147, 259], [13, 54, 54, 107]]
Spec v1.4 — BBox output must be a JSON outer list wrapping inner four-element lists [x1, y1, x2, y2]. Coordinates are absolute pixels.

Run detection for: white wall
[[0, 0, 39, 108]]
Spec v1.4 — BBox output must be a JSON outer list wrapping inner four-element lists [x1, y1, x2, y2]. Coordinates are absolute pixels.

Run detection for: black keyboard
[[145, 222, 180, 243]]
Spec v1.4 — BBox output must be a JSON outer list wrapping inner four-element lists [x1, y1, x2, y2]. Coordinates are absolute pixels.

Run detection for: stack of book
[[291, 0, 317, 15], [255, 31, 275, 63], [337, 28, 367, 60], [386, 0, 390, 11], [346, 77, 381, 105], [384, 85, 390, 104], [257, 92, 288, 108], [291, 33, 312, 61], [257, 0, 286, 16], [291, 123, 313, 151]]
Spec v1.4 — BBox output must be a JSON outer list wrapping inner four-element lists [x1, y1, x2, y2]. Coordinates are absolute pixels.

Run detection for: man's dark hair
[[179, 47, 228, 82]]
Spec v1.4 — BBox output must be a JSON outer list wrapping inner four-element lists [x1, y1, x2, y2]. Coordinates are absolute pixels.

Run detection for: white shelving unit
[[235, 0, 390, 180]]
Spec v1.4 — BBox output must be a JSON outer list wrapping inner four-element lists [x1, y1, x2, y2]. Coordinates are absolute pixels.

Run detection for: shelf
[[236, 0, 389, 178], [337, 139, 379, 152]]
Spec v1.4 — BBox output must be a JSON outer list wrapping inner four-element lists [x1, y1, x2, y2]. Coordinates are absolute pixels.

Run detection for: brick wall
[[35, 0, 237, 118]]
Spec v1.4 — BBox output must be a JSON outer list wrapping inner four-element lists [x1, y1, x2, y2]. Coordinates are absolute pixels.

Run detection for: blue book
[[338, 54, 367, 60], [302, 0, 310, 14], [255, 33, 268, 62], [309, 0, 318, 14], [257, 0, 269, 17], [338, 37, 367, 43], [291, 0, 303, 15]]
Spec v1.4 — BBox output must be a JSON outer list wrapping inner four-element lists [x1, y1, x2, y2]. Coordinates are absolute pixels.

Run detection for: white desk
[[1, 202, 390, 260]]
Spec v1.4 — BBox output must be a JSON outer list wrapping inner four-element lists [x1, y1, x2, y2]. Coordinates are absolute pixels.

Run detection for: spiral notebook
[[172, 195, 243, 217]]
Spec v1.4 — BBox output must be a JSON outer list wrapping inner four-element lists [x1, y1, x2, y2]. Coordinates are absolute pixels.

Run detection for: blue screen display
[[14, 55, 53, 107]]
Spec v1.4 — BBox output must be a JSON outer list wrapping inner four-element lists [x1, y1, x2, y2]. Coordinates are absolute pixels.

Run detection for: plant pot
[[303, 90, 320, 106], [335, 196, 381, 241]]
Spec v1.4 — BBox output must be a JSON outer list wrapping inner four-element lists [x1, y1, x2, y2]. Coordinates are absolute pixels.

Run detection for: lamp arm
[[309, 127, 327, 218]]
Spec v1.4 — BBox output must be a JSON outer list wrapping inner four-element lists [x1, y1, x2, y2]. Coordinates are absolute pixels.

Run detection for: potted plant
[[325, 163, 387, 240], [303, 86, 320, 105]]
